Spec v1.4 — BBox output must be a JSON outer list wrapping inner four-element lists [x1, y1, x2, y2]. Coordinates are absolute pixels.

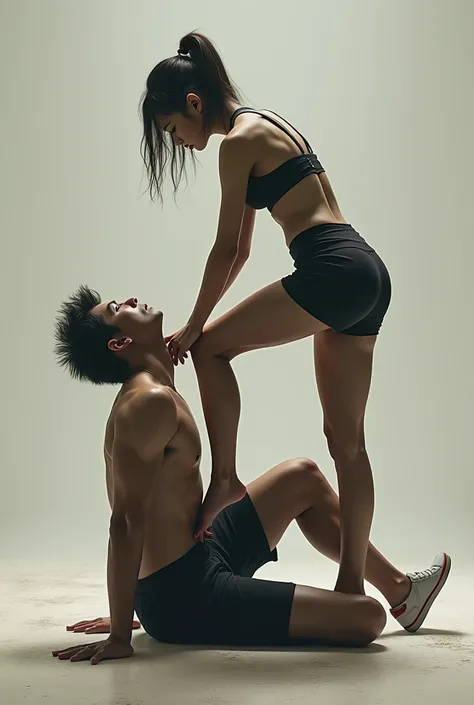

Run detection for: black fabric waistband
[[135, 542, 206, 595], [288, 223, 374, 260]]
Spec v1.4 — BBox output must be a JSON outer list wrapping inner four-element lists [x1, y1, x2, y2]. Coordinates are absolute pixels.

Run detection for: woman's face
[[157, 94, 209, 151]]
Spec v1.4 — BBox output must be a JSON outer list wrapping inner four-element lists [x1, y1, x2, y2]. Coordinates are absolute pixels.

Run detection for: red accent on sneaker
[[404, 553, 449, 631], [390, 604, 407, 618]]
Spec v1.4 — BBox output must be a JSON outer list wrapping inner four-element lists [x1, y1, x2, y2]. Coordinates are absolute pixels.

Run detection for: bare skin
[[162, 99, 379, 594], [53, 305, 419, 662]]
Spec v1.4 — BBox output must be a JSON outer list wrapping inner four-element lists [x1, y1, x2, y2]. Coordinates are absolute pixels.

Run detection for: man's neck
[[128, 344, 176, 390]]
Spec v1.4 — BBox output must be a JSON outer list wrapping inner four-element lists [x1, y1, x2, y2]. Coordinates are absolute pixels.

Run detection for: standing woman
[[141, 32, 391, 595]]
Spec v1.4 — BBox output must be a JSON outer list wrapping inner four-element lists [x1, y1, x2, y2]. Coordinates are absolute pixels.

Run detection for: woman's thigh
[[193, 281, 327, 359], [313, 329, 377, 448]]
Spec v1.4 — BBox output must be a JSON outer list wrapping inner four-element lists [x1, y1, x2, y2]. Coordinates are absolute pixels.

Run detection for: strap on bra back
[[229, 108, 313, 155]]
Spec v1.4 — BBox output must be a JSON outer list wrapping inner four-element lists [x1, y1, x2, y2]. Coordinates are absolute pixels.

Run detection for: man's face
[[92, 296, 164, 349]]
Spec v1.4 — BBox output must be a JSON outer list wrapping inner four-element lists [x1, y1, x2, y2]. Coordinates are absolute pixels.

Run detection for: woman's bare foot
[[194, 475, 246, 540]]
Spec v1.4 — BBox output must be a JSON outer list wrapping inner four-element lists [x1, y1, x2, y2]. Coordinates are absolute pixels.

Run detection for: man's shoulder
[[118, 386, 176, 425], [113, 385, 178, 454]]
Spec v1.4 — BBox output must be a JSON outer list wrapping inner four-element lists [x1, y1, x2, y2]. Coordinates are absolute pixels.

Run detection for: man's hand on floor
[[66, 617, 141, 634], [52, 637, 134, 664]]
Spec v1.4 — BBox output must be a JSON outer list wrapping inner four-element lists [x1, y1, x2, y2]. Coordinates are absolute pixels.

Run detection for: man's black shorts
[[134, 493, 296, 645]]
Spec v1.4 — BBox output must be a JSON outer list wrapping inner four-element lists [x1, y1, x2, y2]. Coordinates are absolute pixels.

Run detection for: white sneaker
[[390, 552, 451, 633]]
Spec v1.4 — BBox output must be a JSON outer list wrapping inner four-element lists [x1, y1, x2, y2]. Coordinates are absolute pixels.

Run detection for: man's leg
[[207, 477, 386, 646], [287, 585, 385, 643], [247, 458, 449, 621]]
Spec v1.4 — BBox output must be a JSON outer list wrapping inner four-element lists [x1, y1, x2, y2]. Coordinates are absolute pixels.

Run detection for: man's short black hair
[[54, 285, 133, 385]]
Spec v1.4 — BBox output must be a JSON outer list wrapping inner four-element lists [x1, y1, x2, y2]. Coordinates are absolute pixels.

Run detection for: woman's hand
[[165, 322, 202, 366]]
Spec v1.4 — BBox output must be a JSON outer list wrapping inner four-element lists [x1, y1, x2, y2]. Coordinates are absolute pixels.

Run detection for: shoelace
[[407, 566, 440, 581]]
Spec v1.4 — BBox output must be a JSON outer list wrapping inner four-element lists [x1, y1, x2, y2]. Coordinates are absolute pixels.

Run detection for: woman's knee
[[323, 422, 366, 465], [191, 329, 235, 363], [191, 331, 221, 362]]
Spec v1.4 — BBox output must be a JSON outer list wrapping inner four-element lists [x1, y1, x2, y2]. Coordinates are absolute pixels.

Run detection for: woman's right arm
[[217, 205, 255, 302]]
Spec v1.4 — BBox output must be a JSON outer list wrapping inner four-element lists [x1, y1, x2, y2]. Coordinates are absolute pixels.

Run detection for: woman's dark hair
[[54, 285, 133, 385], [140, 31, 243, 201]]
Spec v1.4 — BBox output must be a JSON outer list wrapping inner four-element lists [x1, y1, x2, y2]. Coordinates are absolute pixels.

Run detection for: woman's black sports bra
[[229, 108, 325, 212]]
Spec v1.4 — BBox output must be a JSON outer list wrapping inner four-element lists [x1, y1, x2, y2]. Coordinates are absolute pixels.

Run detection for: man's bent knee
[[352, 597, 387, 646], [289, 457, 324, 486], [286, 457, 329, 505]]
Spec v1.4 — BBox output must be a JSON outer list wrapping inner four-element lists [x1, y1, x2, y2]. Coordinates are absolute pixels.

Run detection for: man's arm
[[107, 389, 178, 644]]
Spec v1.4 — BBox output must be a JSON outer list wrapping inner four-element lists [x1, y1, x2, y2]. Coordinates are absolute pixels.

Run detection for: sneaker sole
[[405, 552, 452, 633]]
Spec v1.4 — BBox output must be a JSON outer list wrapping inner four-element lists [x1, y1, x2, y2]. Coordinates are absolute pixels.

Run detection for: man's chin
[[149, 308, 163, 324]]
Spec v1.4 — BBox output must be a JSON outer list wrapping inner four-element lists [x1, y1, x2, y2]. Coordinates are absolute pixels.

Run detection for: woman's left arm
[[188, 133, 255, 330]]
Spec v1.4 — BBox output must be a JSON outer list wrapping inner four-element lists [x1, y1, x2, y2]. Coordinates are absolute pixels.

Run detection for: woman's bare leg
[[313, 330, 377, 595], [191, 281, 327, 534], [247, 458, 410, 607]]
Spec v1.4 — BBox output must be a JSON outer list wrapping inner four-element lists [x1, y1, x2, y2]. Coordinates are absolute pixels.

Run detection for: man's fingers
[[90, 648, 108, 665], [132, 620, 141, 630], [70, 647, 95, 662], [67, 619, 98, 631], [55, 646, 86, 660], [69, 643, 100, 662], [53, 641, 98, 657], [53, 646, 81, 658], [84, 625, 105, 634], [72, 624, 94, 633]]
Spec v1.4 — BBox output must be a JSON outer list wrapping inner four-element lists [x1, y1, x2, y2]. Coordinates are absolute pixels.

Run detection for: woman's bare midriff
[[271, 171, 349, 248], [236, 111, 349, 248]]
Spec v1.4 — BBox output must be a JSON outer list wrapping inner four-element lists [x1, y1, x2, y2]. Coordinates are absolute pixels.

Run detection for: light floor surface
[[1, 559, 472, 705]]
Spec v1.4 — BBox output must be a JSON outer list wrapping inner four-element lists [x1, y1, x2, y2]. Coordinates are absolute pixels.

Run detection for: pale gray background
[[1, 0, 473, 576]]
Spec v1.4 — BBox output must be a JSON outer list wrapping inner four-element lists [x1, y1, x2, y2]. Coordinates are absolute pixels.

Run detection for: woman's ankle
[[385, 574, 411, 608], [211, 468, 238, 483]]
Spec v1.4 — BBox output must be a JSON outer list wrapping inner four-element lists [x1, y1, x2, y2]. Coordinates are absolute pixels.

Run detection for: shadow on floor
[[5, 627, 470, 689], [378, 628, 468, 640]]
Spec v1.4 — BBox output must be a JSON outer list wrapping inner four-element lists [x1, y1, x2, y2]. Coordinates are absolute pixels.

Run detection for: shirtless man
[[52, 287, 450, 664]]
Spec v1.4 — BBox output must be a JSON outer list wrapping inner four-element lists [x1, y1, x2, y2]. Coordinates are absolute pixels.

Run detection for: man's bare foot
[[194, 475, 246, 540]]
